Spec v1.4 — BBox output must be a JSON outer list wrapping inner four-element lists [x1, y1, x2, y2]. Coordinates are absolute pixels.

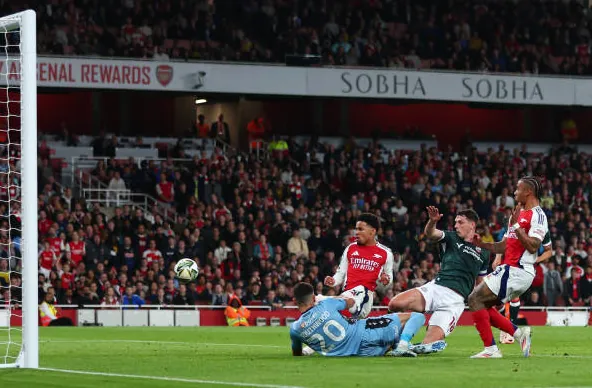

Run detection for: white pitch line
[[38, 367, 306, 388], [40, 339, 284, 348]]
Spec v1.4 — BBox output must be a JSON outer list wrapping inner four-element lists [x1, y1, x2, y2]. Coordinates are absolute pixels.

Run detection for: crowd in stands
[[24, 122, 592, 312], [8, 0, 592, 75]]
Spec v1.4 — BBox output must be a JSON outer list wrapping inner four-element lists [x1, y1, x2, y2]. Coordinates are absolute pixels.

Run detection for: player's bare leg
[[468, 281, 499, 311], [408, 326, 448, 355], [422, 326, 445, 343], [388, 289, 426, 313], [389, 290, 449, 355]]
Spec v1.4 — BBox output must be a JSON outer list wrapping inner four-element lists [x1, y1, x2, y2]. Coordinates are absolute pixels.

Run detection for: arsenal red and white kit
[[332, 242, 394, 318], [334, 242, 394, 291], [485, 205, 548, 303], [503, 206, 548, 276]]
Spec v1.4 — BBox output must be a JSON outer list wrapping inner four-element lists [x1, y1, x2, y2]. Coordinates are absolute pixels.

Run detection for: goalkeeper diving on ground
[[289, 282, 425, 357]]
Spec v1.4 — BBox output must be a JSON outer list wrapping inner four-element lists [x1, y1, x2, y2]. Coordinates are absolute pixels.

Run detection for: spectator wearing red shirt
[[564, 267, 584, 306], [46, 228, 63, 257], [221, 242, 243, 281], [101, 286, 119, 307], [143, 240, 163, 267], [39, 241, 57, 279], [59, 263, 74, 291], [156, 173, 174, 204], [38, 210, 53, 236], [66, 231, 85, 266]]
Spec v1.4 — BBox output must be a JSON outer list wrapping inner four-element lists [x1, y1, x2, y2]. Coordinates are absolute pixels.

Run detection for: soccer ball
[[174, 258, 199, 284]]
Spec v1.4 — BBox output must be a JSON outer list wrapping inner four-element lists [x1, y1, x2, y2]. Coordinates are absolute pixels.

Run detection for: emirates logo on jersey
[[350, 257, 381, 271]]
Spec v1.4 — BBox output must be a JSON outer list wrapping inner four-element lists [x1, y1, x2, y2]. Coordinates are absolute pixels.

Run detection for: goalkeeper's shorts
[[357, 313, 401, 357]]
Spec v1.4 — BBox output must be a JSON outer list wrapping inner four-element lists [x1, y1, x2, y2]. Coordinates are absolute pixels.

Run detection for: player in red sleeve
[[324, 213, 394, 319], [470, 176, 547, 358]]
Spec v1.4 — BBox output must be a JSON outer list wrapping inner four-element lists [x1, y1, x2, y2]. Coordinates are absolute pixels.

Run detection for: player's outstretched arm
[[379, 249, 394, 286], [474, 236, 507, 254], [536, 244, 552, 263], [290, 331, 304, 357], [424, 206, 444, 240], [329, 248, 349, 288]]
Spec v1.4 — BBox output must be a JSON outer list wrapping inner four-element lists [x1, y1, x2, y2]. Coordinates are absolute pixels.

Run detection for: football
[[174, 258, 199, 284]]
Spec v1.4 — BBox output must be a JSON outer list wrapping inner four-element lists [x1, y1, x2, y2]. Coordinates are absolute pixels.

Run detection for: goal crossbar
[[0, 15, 23, 32]]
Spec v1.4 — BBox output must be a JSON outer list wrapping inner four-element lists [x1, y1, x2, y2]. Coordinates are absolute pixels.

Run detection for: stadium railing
[[81, 188, 131, 207]]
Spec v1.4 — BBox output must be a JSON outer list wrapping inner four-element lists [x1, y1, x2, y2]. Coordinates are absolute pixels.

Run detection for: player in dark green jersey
[[388, 207, 490, 355]]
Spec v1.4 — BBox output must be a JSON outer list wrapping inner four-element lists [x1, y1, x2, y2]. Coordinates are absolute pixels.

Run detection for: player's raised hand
[[324, 276, 335, 286], [510, 204, 523, 226], [426, 206, 443, 222], [492, 255, 502, 269], [379, 273, 390, 285]]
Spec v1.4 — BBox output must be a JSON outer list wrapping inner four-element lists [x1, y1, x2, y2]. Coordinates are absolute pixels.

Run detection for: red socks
[[472, 309, 495, 347], [488, 307, 517, 336], [473, 307, 519, 347]]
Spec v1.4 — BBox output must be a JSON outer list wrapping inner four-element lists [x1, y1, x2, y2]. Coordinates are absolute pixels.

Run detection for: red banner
[[199, 309, 548, 327], [7, 308, 546, 327]]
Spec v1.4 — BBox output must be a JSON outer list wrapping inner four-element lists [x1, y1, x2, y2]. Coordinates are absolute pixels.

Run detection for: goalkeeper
[[290, 282, 425, 357]]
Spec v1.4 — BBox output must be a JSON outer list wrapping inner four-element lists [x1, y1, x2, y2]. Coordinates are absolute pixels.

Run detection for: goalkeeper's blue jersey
[[290, 299, 363, 356]]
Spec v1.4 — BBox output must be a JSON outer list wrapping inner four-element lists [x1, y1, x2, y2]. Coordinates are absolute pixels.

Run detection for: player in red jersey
[[470, 176, 547, 358], [324, 213, 394, 319]]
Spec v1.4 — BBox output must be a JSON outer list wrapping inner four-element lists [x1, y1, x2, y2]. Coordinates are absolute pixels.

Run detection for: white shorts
[[417, 281, 465, 337], [484, 264, 534, 303], [39, 267, 51, 279], [341, 285, 374, 319]]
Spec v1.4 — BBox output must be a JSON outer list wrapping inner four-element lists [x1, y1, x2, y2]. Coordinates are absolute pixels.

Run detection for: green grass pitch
[[0, 326, 590, 387]]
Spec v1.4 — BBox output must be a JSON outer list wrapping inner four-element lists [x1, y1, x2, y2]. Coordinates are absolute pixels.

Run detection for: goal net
[[0, 10, 37, 369]]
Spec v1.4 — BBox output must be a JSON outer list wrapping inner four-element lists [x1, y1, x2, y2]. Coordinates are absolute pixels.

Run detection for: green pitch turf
[[0, 326, 589, 387]]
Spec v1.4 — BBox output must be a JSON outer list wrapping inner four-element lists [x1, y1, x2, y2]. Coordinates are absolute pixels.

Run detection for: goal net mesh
[[0, 14, 25, 365]]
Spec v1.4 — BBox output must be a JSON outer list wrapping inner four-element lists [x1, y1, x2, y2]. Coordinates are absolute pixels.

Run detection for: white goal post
[[0, 9, 38, 369]]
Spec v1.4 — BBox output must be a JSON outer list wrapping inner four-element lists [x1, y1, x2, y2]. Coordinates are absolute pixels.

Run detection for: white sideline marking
[[40, 339, 284, 348], [38, 368, 306, 388]]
